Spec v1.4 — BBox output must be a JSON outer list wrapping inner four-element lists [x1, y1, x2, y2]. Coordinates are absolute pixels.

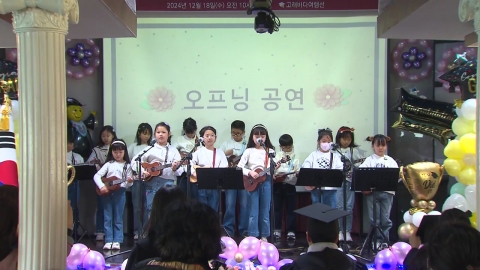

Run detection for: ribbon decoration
[[0, 0, 79, 23]]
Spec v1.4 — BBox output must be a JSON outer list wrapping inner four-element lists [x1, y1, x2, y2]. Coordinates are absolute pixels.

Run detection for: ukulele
[[141, 161, 176, 181], [243, 156, 291, 192], [95, 176, 130, 196], [189, 165, 211, 183], [227, 155, 242, 168], [273, 171, 298, 184], [344, 158, 367, 171]]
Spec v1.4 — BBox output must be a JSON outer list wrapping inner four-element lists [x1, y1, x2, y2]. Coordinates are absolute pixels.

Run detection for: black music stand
[[353, 167, 399, 258], [196, 167, 244, 238], [296, 168, 344, 191], [72, 164, 98, 244]]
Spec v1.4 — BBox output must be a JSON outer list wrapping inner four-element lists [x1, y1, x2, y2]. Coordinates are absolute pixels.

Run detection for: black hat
[[67, 97, 84, 107], [295, 203, 350, 223]]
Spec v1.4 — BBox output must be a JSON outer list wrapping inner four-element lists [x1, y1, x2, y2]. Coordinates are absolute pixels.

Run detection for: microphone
[[256, 138, 265, 146], [150, 139, 157, 146], [196, 137, 204, 146], [330, 143, 340, 150]]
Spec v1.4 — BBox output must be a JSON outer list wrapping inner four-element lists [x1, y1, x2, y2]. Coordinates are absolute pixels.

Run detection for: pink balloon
[[73, 71, 84, 80], [399, 71, 407, 78], [409, 74, 419, 82], [219, 236, 238, 259], [437, 60, 447, 72], [426, 60, 433, 68], [84, 67, 95, 76], [93, 46, 100, 56], [66, 68, 73, 77], [393, 62, 402, 71], [420, 70, 429, 78], [453, 45, 465, 54], [397, 41, 406, 50], [85, 39, 95, 46], [92, 58, 100, 67], [443, 82, 450, 90], [443, 50, 453, 60], [257, 242, 279, 267], [374, 249, 397, 270], [238, 237, 260, 259], [391, 242, 412, 265], [419, 40, 428, 47], [82, 250, 105, 270], [392, 50, 399, 58], [66, 244, 89, 270], [426, 48, 433, 57], [6, 48, 17, 62]]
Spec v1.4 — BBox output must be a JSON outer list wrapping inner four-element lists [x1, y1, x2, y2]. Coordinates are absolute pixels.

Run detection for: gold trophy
[[67, 165, 76, 186], [399, 162, 444, 215]]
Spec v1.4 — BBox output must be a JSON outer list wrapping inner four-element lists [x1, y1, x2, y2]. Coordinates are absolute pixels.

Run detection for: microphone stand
[[261, 142, 276, 243], [135, 144, 154, 240], [332, 144, 352, 254], [182, 140, 202, 199]]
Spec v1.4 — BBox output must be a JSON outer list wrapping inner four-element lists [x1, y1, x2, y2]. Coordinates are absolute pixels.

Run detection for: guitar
[[189, 165, 210, 183], [344, 157, 366, 171], [95, 176, 130, 196], [227, 155, 242, 168], [72, 159, 101, 166], [273, 171, 298, 184], [141, 161, 176, 181], [243, 156, 291, 192]]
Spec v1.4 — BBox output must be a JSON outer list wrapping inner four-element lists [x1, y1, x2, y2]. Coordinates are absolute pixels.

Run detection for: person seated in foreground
[[280, 203, 356, 270], [133, 200, 223, 270], [0, 185, 19, 270], [125, 185, 187, 270]]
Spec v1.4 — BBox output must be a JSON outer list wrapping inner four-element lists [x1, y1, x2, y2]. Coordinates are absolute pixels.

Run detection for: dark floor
[[77, 233, 377, 268]]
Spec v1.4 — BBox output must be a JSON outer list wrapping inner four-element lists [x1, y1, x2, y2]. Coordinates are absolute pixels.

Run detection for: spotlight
[[247, 0, 281, 34]]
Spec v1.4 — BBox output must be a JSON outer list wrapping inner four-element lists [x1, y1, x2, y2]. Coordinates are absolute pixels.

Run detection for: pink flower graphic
[[146, 87, 175, 112], [314, 84, 343, 110]]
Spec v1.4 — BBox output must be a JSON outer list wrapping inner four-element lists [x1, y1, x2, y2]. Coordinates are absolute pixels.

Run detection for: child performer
[[93, 139, 133, 250], [67, 134, 84, 211], [87, 125, 116, 241], [127, 123, 153, 240], [237, 124, 277, 242], [172, 117, 200, 199], [301, 128, 343, 208], [191, 126, 228, 211], [273, 134, 299, 241], [335, 126, 363, 242], [359, 134, 398, 243], [221, 120, 249, 237], [132, 122, 182, 219]]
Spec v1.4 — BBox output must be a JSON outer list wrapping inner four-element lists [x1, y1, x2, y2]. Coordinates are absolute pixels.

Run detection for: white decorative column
[[0, 1, 79, 269], [459, 0, 480, 230]]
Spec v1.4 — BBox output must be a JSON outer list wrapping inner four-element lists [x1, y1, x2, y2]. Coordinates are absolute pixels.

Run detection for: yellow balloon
[[443, 158, 465, 176], [457, 167, 476, 186], [470, 212, 477, 228], [460, 133, 476, 154], [452, 117, 474, 136], [473, 121, 477, 134], [444, 140, 465, 159]]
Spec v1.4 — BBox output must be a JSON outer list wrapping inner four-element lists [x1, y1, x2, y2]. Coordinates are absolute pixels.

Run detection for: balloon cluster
[[0, 59, 17, 82], [220, 236, 293, 269], [65, 39, 101, 80], [436, 45, 477, 93], [373, 242, 412, 270], [66, 243, 105, 270], [392, 39, 433, 82], [442, 98, 477, 226]]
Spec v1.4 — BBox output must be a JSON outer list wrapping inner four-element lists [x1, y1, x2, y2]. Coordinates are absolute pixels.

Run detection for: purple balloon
[[85, 39, 95, 46], [403, 61, 412, 70], [82, 250, 105, 270], [76, 51, 85, 59], [84, 49, 93, 58], [80, 58, 90, 67], [401, 52, 410, 61], [76, 43, 85, 52], [375, 249, 397, 270], [84, 67, 95, 76], [257, 242, 279, 267], [417, 52, 426, 60], [92, 46, 100, 56], [409, 47, 418, 55], [70, 57, 80, 66], [92, 58, 100, 67], [73, 71, 84, 80], [67, 48, 76, 57], [413, 61, 422, 69], [391, 242, 412, 265], [66, 68, 73, 77], [219, 236, 238, 259], [238, 237, 260, 259]]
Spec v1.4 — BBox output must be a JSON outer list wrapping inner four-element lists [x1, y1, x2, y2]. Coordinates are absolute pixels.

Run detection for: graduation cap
[[67, 97, 84, 107], [295, 203, 350, 224], [439, 58, 477, 92]]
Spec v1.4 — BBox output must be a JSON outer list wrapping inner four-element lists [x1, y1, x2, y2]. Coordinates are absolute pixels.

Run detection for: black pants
[[273, 183, 297, 232]]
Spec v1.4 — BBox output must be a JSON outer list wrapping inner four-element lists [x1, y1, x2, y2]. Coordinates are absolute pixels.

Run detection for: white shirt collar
[[307, 242, 338, 253]]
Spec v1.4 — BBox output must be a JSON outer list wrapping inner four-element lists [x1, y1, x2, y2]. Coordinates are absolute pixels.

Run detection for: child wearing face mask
[[301, 128, 343, 208], [272, 134, 300, 241]]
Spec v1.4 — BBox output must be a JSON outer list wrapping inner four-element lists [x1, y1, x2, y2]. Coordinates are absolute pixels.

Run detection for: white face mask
[[320, 142, 331, 151]]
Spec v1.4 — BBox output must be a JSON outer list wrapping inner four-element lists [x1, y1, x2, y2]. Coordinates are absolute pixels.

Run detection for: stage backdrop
[[103, 16, 387, 162]]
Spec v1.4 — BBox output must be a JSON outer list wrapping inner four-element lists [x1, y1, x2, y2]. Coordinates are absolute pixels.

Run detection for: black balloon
[[439, 58, 477, 99], [392, 115, 455, 146]]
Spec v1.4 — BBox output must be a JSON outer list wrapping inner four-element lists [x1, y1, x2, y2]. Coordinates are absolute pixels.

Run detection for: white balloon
[[121, 259, 128, 270], [463, 154, 477, 166], [403, 211, 413, 223], [456, 107, 463, 117], [412, 212, 427, 227], [464, 185, 477, 212], [442, 194, 469, 212], [11, 100, 19, 119], [428, 211, 441, 216], [461, 99, 477, 121]]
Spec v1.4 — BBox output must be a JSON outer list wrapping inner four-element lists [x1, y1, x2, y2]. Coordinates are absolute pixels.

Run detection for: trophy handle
[[67, 165, 76, 186]]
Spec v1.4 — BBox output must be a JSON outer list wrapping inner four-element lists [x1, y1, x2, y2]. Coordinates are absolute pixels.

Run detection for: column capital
[[9, 0, 79, 34], [459, 0, 480, 33]]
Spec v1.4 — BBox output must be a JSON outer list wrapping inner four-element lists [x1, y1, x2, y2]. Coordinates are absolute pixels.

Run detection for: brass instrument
[[67, 165, 76, 186]]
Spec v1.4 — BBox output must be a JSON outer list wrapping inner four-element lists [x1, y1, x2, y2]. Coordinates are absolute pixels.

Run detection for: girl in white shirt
[[359, 134, 398, 242], [132, 122, 182, 220], [127, 123, 153, 240], [191, 126, 228, 211], [301, 128, 343, 208], [93, 139, 133, 250], [172, 117, 200, 200], [335, 126, 364, 242], [87, 125, 116, 241], [237, 124, 276, 242]]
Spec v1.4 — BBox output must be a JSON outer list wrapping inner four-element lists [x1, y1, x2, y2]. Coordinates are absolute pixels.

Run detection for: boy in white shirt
[[67, 134, 84, 211]]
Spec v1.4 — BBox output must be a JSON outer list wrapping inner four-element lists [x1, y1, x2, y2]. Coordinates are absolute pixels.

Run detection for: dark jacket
[[125, 238, 160, 270], [280, 248, 356, 270]]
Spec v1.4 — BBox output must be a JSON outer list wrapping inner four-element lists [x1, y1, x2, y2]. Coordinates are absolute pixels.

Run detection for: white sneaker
[[111, 242, 121, 250], [287, 231, 296, 240], [96, 233, 104, 241], [134, 234, 139, 240], [103, 242, 112, 250], [260, 237, 268, 242], [339, 232, 344, 242], [273, 231, 281, 239], [346, 232, 353, 242]]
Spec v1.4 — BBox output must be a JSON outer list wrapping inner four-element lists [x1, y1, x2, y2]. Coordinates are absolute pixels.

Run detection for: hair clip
[[252, 124, 267, 130], [386, 136, 392, 142], [164, 122, 170, 127], [339, 127, 355, 133], [112, 140, 125, 146], [366, 136, 374, 142]]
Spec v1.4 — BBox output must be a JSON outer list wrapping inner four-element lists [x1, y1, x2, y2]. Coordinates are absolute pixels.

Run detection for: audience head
[[148, 184, 186, 237], [306, 218, 339, 244], [440, 208, 472, 225], [0, 185, 19, 260], [154, 200, 222, 264], [416, 215, 440, 244], [428, 222, 480, 270]]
